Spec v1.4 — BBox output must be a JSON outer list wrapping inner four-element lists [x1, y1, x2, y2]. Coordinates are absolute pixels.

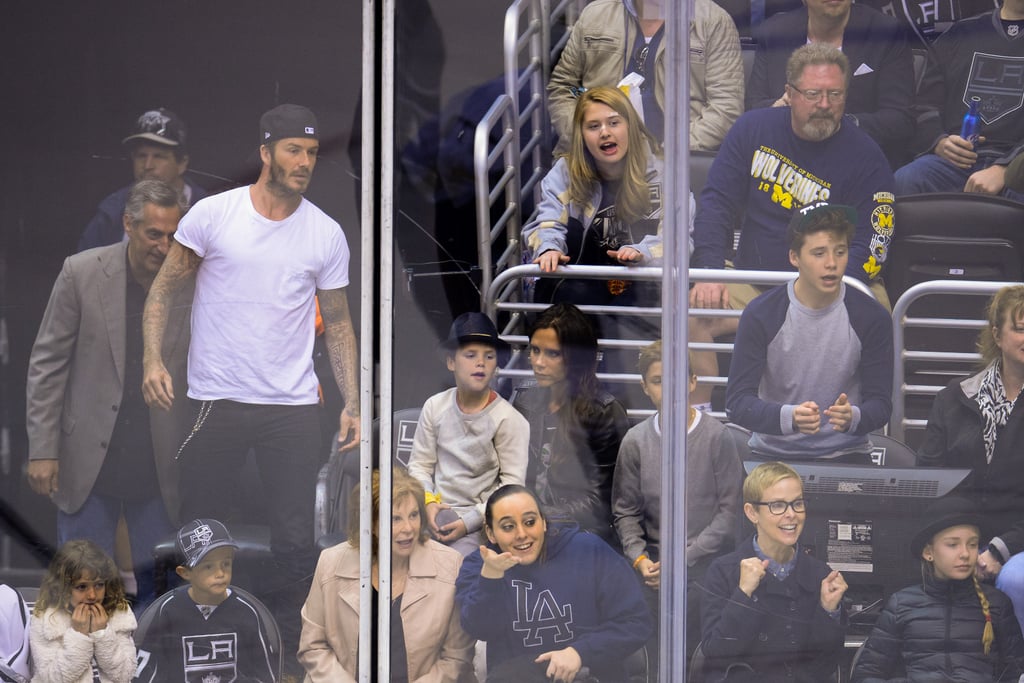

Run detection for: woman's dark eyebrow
[[498, 512, 538, 523]]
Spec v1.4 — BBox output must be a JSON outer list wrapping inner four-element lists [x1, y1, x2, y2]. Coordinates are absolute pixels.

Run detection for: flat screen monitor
[[743, 461, 971, 633]]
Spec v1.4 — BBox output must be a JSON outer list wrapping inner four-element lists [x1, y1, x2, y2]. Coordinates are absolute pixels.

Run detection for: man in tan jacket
[[547, 0, 744, 154], [26, 180, 193, 608]]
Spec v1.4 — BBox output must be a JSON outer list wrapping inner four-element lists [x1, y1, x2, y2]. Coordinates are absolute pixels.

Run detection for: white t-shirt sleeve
[[316, 222, 350, 290], [173, 194, 214, 257]]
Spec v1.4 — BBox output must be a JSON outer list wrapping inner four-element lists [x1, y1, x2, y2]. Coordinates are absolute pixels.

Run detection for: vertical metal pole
[[661, 0, 692, 680], [358, 0, 381, 681], [376, 0, 397, 680]]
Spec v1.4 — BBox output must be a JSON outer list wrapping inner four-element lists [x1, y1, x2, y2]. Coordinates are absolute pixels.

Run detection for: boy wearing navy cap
[[135, 519, 277, 682], [407, 312, 530, 556]]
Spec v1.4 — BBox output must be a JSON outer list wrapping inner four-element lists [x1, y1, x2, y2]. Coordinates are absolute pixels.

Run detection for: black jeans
[[179, 399, 321, 663]]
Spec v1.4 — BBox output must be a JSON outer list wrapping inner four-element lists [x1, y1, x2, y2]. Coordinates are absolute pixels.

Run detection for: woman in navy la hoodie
[[456, 485, 651, 683]]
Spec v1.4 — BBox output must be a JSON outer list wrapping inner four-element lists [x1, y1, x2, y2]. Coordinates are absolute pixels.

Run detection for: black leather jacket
[[513, 384, 628, 547]]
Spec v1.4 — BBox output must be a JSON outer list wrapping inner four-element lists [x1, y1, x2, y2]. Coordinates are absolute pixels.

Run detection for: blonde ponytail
[[973, 575, 995, 655]]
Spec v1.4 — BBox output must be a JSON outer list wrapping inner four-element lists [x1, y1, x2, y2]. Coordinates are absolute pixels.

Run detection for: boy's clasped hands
[[793, 393, 853, 434]]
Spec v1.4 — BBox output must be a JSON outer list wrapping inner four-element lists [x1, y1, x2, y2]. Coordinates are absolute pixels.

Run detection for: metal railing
[[889, 280, 1014, 442], [548, 0, 587, 63], [503, 0, 550, 207], [474, 94, 522, 299], [488, 264, 876, 417], [487, 267, 1016, 447], [473, 0, 589, 308]]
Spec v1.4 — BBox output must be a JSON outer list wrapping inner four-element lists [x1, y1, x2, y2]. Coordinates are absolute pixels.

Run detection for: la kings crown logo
[[183, 523, 215, 555]]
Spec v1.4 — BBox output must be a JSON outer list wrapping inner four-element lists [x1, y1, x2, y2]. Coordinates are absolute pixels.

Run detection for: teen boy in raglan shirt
[[725, 204, 894, 460]]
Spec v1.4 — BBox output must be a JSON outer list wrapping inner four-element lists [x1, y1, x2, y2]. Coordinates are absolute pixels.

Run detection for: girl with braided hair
[[851, 497, 1024, 682], [919, 285, 1024, 635]]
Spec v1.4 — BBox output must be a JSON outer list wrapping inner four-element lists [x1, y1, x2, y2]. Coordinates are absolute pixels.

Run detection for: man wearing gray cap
[[78, 108, 207, 252], [141, 104, 360, 663]]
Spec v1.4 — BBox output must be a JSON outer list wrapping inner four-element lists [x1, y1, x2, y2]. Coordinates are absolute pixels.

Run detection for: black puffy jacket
[[851, 573, 1024, 682]]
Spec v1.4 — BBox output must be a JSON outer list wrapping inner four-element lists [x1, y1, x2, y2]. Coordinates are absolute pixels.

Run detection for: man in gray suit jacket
[[26, 180, 193, 607]]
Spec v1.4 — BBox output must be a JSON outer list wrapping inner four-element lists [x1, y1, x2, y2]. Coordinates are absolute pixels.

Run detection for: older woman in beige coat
[[298, 467, 476, 683]]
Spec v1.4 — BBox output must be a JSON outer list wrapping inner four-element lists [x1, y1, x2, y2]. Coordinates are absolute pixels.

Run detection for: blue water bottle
[[961, 96, 981, 147]]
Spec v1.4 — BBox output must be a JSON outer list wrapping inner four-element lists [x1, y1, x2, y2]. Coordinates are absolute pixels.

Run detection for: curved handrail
[[487, 264, 876, 419], [474, 93, 520, 305], [889, 279, 1016, 441]]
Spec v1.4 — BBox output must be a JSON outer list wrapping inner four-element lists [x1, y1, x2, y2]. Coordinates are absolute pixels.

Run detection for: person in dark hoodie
[[456, 485, 651, 683], [850, 497, 1024, 683]]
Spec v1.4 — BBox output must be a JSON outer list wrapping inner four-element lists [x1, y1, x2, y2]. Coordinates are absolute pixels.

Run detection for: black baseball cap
[[260, 104, 318, 144], [123, 108, 187, 148]]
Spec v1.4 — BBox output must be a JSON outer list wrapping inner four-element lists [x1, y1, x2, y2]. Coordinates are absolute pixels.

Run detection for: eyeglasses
[[753, 499, 807, 515], [787, 84, 846, 104]]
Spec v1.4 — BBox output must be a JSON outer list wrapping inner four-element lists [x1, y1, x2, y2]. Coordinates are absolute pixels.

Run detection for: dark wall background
[[0, 0, 506, 577]]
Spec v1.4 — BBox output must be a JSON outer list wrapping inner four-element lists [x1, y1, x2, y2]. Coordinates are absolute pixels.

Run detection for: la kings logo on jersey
[[511, 580, 574, 647], [965, 52, 1024, 124], [181, 632, 238, 683]]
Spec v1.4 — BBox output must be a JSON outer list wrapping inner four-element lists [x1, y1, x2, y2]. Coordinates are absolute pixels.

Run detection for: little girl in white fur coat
[[30, 540, 137, 683]]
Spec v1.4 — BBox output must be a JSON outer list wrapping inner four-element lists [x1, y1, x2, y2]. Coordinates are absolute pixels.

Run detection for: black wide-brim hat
[[440, 311, 510, 354], [909, 496, 987, 558]]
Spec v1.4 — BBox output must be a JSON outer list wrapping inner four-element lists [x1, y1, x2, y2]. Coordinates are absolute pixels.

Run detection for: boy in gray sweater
[[612, 342, 744, 663], [407, 312, 529, 556]]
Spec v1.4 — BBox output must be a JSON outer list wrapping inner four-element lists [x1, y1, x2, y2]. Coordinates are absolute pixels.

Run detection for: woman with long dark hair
[[512, 302, 629, 547]]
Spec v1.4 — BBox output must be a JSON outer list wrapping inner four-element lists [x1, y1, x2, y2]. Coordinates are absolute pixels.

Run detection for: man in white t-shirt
[[140, 104, 359, 666]]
